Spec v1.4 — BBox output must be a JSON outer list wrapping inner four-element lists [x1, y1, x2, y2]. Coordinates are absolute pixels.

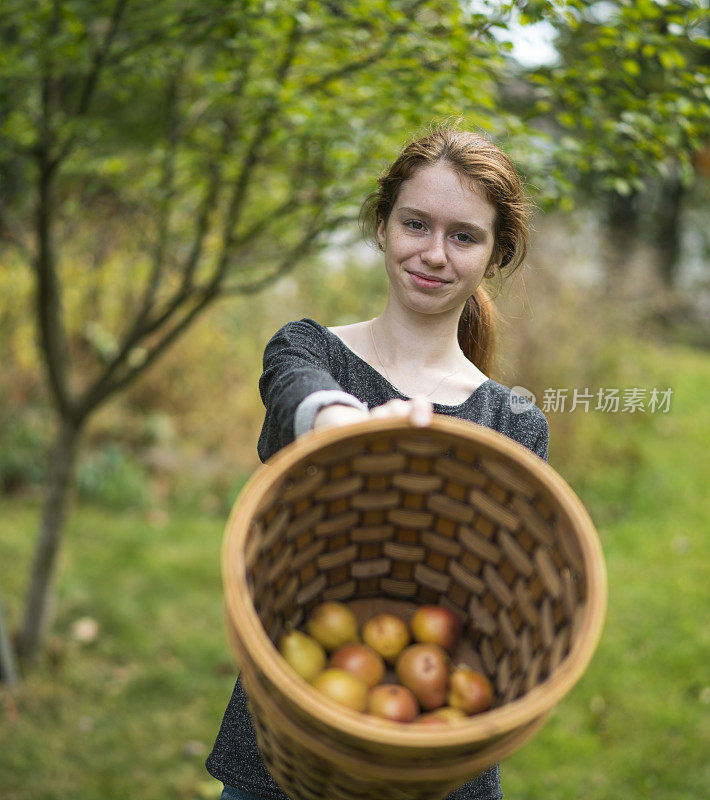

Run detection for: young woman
[[206, 127, 549, 800]]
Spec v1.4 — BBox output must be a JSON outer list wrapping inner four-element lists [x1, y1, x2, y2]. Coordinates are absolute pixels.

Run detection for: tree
[[519, 0, 710, 285], [0, 0, 520, 666]]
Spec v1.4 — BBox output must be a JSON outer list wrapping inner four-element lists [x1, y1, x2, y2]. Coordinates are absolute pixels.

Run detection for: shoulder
[[265, 318, 330, 350], [272, 318, 327, 340], [260, 319, 336, 368]]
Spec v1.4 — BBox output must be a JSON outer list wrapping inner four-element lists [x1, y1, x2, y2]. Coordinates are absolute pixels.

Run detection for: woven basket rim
[[223, 416, 607, 750]]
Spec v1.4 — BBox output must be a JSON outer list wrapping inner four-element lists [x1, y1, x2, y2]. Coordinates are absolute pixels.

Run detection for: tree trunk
[[0, 590, 18, 685], [602, 189, 639, 293], [17, 417, 83, 664], [653, 173, 683, 289]]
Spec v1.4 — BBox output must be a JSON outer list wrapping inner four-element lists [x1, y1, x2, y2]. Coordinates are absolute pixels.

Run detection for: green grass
[[1, 339, 708, 800], [0, 506, 232, 800], [504, 340, 710, 799]]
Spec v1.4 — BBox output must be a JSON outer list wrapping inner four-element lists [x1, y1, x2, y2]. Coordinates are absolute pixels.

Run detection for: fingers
[[369, 396, 433, 427], [409, 395, 434, 427], [369, 399, 410, 418], [313, 404, 370, 431]]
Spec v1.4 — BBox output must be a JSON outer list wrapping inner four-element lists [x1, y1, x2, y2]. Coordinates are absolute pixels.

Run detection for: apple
[[362, 613, 410, 663], [366, 684, 419, 723], [447, 666, 494, 715], [415, 706, 467, 725], [395, 643, 450, 710], [329, 643, 385, 688], [278, 629, 326, 682], [429, 706, 467, 722], [311, 668, 369, 712], [410, 605, 462, 652], [306, 602, 359, 652]]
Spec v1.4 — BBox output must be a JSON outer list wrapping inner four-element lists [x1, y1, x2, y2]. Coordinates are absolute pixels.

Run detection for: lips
[[407, 271, 449, 288]]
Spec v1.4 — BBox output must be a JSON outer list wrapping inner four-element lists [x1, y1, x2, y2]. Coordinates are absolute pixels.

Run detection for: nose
[[421, 233, 446, 267]]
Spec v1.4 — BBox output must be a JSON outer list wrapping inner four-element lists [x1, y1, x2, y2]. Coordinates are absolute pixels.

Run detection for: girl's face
[[377, 161, 498, 317]]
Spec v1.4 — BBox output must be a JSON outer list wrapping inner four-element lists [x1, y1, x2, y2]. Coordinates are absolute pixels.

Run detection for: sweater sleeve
[[256, 319, 359, 461], [532, 413, 550, 463], [294, 390, 368, 437]]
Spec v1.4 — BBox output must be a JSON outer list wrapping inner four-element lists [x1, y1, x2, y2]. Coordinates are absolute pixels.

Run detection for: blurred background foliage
[[1, 0, 709, 798]]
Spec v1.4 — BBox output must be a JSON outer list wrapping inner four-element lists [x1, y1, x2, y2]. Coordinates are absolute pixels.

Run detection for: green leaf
[[613, 177, 632, 196], [623, 59, 641, 76]]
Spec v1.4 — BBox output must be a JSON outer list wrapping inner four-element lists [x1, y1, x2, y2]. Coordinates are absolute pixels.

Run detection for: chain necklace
[[369, 319, 460, 400]]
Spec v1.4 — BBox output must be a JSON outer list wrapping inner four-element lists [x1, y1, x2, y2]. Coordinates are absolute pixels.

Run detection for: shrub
[[0, 409, 50, 493], [76, 444, 153, 510]]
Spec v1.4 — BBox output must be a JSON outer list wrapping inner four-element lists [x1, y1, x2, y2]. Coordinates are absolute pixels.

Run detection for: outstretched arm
[[257, 320, 433, 461]]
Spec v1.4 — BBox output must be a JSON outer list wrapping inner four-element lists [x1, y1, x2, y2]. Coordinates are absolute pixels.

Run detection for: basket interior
[[242, 427, 588, 707]]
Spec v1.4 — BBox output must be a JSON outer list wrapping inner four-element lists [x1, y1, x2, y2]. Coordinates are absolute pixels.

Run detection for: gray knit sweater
[[206, 318, 549, 800]]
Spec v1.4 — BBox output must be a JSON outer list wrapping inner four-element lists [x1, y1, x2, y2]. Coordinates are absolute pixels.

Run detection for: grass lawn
[[504, 340, 710, 799], [0, 506, 232, 800], [1, 340, 708, 800]]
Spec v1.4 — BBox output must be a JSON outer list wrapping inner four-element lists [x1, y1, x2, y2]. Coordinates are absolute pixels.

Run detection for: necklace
[[369, 319, 460, 400]]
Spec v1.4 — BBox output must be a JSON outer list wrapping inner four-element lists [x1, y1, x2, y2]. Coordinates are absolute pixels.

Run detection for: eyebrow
[[397, 206, 489, 238]]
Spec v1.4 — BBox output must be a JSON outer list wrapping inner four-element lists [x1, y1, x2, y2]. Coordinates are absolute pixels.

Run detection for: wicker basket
[[222, 416, 607, 800]]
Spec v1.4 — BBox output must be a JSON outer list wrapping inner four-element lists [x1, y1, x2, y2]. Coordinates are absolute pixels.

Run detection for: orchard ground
[[0, 339, 708, 800]]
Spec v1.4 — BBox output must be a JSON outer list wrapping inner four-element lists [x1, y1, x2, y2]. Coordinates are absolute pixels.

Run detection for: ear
[[376, 219, 386, 251]]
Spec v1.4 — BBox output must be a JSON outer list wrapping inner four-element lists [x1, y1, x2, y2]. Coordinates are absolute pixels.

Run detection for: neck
[[373, 299, 467, 372]]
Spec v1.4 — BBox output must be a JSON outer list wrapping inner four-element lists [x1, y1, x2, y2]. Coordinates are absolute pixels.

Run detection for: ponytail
[[457, 285, 497, 376]]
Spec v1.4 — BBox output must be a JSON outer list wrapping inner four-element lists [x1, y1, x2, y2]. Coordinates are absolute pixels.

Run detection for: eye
[[404, 219, 426, 231], [453, 232, 475, 244]]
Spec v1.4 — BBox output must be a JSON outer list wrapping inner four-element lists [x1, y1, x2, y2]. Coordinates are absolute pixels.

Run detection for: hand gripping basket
[[222, 416, 607, 800]]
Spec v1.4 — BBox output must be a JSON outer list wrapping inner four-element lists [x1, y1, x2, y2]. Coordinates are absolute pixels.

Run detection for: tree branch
[[77, 202, 346, 416], [216, 9, 305, 272], [75, 56, 254, 416], [301, 41, 396, 94], [34, 0, 73, 419], [76, 0, 129, 117], [146, 65, 183, 311], [231, 142, 333, 249], [75, 280, 191, 416], [179, 60, 255, 292], [79, 284, 222, 410], [297, 1, 430, 96], [231, 195, 307, 250], [51, 0, 128, 171], [77, 103, 245, 416], [220, 210, 356, 297], [103, 6, 236, 67]]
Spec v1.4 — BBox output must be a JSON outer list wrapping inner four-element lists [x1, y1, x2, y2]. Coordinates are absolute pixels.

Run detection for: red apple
[[366, 684, 419, 723], [447, 666, 494, 715], [329, 643, 385, 688], [395, 643, 450, 710], [410, 605, 462, 652]]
